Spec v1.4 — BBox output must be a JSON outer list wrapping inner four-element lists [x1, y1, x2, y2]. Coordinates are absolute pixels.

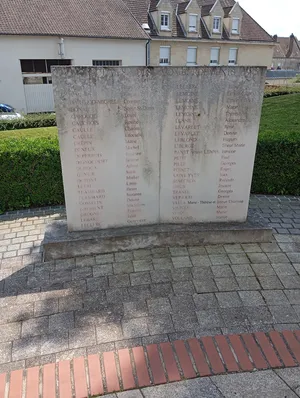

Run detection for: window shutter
[[159, 47, 170, 65], [189, 15, 197, 30], [210, 48, 219, 63], [232, 18, 239, 33], [160, 47, 170, 59], [187, 48, 197, 64], [229, 48, 237, 64]]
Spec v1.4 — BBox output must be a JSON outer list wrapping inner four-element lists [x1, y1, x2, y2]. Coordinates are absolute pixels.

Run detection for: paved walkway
[[1, 329, 300, 397], [1, 194, 300, 396]]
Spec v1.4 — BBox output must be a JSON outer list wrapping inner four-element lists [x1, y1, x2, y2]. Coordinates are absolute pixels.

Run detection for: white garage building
[[0, 0, 149, 113]]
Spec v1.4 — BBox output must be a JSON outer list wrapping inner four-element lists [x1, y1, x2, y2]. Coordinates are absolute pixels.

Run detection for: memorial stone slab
[[52, 66, 266, 232]]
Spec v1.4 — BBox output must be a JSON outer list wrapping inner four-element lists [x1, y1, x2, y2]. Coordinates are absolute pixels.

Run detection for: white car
[[0, 104, 22, 120]]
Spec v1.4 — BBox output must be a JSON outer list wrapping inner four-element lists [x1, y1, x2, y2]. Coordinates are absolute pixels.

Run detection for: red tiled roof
[[123, 0, 273, 42], [0, 0, 149, 39], [239, 7, 273, 42]]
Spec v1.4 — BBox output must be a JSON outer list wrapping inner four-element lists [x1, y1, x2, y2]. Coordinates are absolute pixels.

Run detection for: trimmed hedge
[[0, 113, 56, 131], [0, 137, 64, 213], [0, 129, 300, 213], [264, 85, 300, 98], [251, 131, 300, 196]]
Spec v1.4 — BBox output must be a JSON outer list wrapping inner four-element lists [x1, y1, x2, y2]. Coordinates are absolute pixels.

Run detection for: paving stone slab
[[238, 290, 265, 306], [196, 309, 224, 329], [122, 317, 149, 338], [124, 301, 148, 318], [96, 323, 123, 343], [212, 370, 297, 398], [215, 292, 243, 308], [147, 298, 171, 315]]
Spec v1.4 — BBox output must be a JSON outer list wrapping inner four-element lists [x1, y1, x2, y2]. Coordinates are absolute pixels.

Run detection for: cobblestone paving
[[113, 368, 300, 397], [131, 368, 300, 398], [1, 195, 300, 374], [249, 195, 300, 235]]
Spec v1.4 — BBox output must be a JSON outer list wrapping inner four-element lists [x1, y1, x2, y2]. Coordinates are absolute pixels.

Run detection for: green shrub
[[252, 131, 300, 195], [0, 113, 56, 131], [0, 136, 64, 213], [264, 85, 300, 97]]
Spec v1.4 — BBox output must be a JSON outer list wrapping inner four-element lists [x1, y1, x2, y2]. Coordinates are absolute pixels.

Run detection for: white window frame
[[210, 47, 220, 66], [187, 47, 197, 66], [159, 46, 171, 66], [161, 12, 170, 30], [213, 16, 221, 33], [231, 18, 240, 34], [228, 48, 238, 66], [188, 14, 198, 32]]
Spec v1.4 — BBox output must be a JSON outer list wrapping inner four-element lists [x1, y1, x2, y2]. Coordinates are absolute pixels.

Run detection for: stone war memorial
[[44, 66, 272, 260]]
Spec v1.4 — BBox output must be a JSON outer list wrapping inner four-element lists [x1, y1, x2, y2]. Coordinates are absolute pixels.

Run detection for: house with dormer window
[[272, 34, 300, 70], [124, 0, 274, 67]]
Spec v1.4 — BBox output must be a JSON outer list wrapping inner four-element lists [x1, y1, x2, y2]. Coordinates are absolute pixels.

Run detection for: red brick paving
[[9, 369, 23, 398], [160, 342, 181, 382], [103, 351, 120, 393], [73, 357, 88, 398], [201, 336, 225, 374], [173, 340, 196, 379], [254, 331, 282, 368], [188, 338, 212, 376], [88, 354, 103, 396], [58, 361, 72, 398], [146, 344, 166, 385], [0, 373, 6, 398], [26, 366, 40, 398], [1, 330, 300, 397], [242, 333, 268, 370], [43, 363, 56, 398], [132, 346, 151, 387], [228, 334, 253, 372], [118, 348, 136, 390], [282, 330, 300, 363], [214, 335, 239, 373], [269, 331, 296, 367]]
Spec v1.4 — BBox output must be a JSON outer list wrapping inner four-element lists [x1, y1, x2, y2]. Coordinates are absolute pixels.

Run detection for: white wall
[[0, 36, 147, 113]]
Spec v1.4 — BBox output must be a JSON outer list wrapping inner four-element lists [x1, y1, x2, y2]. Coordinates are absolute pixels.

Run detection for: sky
[[238, 0, 300, 38]]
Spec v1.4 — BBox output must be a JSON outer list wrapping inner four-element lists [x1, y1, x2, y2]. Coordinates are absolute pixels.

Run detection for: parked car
[[0, 104, 22, 120]]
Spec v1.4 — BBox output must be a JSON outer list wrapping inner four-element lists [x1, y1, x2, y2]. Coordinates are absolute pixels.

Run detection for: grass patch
[[259, 93, 300, 135], [0, 127, 58, 140]]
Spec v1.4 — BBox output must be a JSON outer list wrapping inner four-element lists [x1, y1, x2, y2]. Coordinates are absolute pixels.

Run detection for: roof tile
[[0, 0, 149, 39]]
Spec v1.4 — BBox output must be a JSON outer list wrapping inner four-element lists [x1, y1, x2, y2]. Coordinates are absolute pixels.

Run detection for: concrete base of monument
[[43, 212, 272, 261]]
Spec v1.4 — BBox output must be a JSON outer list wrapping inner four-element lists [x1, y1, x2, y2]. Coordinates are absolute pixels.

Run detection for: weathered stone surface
[[43, 217, 272, 260], [51, 66, 266, 233]]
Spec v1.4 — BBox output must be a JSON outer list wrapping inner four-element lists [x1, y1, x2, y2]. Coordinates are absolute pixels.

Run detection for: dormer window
[[213, 17, 221, 33], [232, 18, 240, 34], [189, 14, 197, 32], [161, 12, 170, 30]]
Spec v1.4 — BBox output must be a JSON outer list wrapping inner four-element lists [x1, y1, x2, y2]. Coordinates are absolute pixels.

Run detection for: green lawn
[[0, 126, 58, 140], [259, 93, 300, 136]]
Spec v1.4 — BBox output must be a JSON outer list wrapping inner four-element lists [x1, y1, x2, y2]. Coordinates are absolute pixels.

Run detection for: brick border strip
[[1, 330, 300, 397]]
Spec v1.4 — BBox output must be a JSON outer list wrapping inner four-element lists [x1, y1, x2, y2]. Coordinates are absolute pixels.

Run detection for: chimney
[[286, 34, 294, 58], [273, 34, 278, 42]]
